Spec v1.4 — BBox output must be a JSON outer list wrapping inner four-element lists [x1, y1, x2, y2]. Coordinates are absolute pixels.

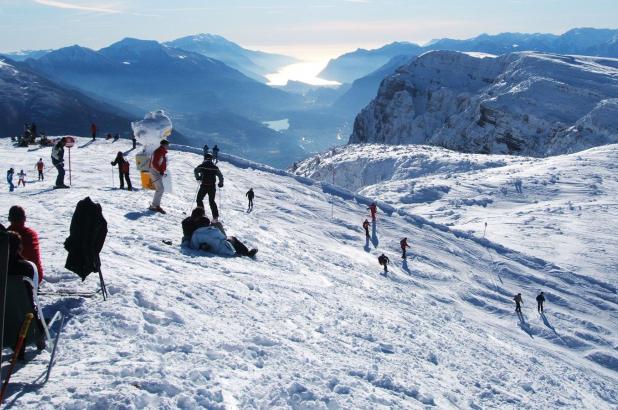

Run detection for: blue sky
[[0, 0, 616, 59]]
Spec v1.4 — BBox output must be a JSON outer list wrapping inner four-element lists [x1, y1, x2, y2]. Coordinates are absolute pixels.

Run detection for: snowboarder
[[212, 145, 220, 163], [35, 158, 45, 181], [7, 168, 15, 192], [8, 205, 44, 284], [194, 153, 224, 221], [246, 188, 254, 211], [203, 144, 209, 159], [51, 137, 69, 188], [111, 151, 133, 191], [514, 293, 523, 313], [148, 139, 169, 214], [362, 219, 370, 239], [536, 292, 545, 313], [378, 253, 390, 274], [368, 202, 377, 221], [17, 169, 26, 187], [400, 237, 410, 258], [91, 122, 97, 141]]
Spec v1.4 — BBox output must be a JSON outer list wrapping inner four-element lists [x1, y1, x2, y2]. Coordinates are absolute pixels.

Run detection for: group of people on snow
[[203, 144, 220, 163], [6, 160, 47, 192], [514, 292, 546, 314]]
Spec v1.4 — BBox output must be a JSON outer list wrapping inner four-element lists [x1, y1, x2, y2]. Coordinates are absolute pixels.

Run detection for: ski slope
[[0, 139, 616, 409]]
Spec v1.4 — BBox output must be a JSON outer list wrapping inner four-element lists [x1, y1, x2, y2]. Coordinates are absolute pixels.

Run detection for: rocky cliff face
[[350, 51, 618, 156]]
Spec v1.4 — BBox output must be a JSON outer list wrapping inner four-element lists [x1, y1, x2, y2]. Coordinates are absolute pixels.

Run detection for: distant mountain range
[[0, 56, 133, 137], [350, 51, 618, 156], [164, 34, 297, 82], [319, 28, 618, 84]]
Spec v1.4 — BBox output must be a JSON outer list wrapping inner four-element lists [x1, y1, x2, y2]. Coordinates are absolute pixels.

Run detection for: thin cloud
[[34, 0, 122, 14]]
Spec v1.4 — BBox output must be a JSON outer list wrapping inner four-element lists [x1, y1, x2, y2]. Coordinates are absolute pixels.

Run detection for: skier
[[362, 219, 370, 239], [51, 137, 69, 188], [378, 253, 390, 274], [536, 291, 545, 313], [17, 169, 26, 187], [35, 158, 45, 181], [203, 144, 209, 159], [91, 122, 97, 140], [110, 151, 133, 191], [514, 293, 523, 314], [148, 139, 169, 214], [194, 153, 224, 221], [187, 213, 257, 257], [246, 188, 254, 211], [131, 134, 137, 149], [400, 237, 410, 258], [8, 206, 44, 284], [212, 145, 220, 163], [7, 168, 15, 192], [368, 202, 377, 221]]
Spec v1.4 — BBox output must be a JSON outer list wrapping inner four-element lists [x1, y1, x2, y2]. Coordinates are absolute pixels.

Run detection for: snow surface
[[1, 139, 616, 408]]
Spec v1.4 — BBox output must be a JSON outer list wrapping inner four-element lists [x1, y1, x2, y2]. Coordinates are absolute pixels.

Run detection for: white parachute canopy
[[131, 110, 173, 154]]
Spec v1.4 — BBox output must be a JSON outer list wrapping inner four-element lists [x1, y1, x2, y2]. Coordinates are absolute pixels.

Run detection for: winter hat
[[204, 153, 213, 160], [160, 139, 169, 146]]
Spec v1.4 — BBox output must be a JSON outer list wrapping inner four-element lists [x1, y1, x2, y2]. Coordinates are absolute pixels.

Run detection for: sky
[[0, 0, 617, 61]]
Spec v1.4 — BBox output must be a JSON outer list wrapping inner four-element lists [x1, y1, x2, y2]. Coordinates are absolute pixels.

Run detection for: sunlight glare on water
[[266, 61, 340, 86]]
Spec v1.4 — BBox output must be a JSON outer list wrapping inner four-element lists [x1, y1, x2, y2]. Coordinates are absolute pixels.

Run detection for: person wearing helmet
[[194, 153, 224, 221]]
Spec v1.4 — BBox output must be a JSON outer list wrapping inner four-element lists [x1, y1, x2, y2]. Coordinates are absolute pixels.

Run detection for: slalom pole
[[0, 313, 34, 404]]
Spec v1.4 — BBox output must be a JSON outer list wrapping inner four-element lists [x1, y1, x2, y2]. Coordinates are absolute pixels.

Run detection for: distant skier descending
[[148, 140, 169, 214], [378, 253, 390, 274], [194, 153, 224, 221], [400, 237, 410, 258], [362, 219, 370, 238], [368, 202, 377, 221], [91, 122, 97, 141], [514, 293, 523, 313], [536, 292, 545, 313], [246, 188, 254, 211]]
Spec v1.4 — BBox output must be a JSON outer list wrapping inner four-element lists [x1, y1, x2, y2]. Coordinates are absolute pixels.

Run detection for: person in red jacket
[[91, 122, 97, 141], [7, 205, 43, 283], [149, 139, 169, 214], [400, 237, 410, 258], [368, 202, 377, 221]]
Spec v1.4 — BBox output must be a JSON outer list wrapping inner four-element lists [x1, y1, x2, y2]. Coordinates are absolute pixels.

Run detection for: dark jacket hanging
[[64, 197, 107, 280]]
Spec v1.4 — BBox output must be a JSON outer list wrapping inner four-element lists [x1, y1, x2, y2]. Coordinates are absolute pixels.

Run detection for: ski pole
[[111, 166, 114, 188], [0, 313, 34, 404]]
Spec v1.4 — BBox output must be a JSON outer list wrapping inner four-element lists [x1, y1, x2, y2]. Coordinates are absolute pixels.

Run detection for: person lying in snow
[[181, 207, 257, 257]]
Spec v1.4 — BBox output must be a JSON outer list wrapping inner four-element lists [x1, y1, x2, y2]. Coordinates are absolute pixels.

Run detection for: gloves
[[218, 182, 224, 188], [110, 161, 114, 166]]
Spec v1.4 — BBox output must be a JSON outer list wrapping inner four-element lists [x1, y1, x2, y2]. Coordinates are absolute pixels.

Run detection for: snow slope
[[1, 139, 616, 408], [350, 51, 618, 157]]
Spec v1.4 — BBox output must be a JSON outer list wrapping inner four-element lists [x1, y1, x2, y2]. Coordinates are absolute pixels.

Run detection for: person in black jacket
[[51, 137, 68, 188], [64, 197, 107, 281], [110, 151, 133, 191], [212, 145, 220, 163], [378, 253, 389, 274], [181, 207, 211, 242], [246, 188, 254, 211], [194, 154, 224, 221], [536, 292, 545, 313]]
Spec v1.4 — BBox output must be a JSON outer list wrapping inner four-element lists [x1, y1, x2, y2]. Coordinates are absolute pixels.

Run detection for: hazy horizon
[[1, 0, 617, 62]]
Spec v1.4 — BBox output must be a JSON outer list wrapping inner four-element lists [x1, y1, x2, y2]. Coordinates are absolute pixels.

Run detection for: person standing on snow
[[400, 237, 410, 258], [536, 292, 545, 313], [203, 144, 209, 159], [35, 158, 45, 181], [17, 169, 26, 187], [111, 151, 133, 191], [246, 188, 254, 211], [91, 122, 97, 141], [514, 293, 523, 314], [51, 137, 68, 188], [378, 253, 390, 274], [194, 153, 224, 221], [7, 168, 15, 192], [362, 219, 370, 239], [8, 205, 44, 284], [368, 202, 377, 221], [149, 140, 169, 214], [212, 145, 220, 163]]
